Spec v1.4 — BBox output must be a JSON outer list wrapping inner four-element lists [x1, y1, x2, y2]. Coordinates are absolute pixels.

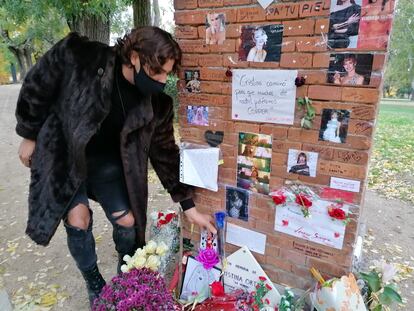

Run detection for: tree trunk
[[133, 0, 151, 27], [67, 14, 110, 44], [153, 0, 161, 27], [9, 47, 27, 81], [23, 47, 33, 70]]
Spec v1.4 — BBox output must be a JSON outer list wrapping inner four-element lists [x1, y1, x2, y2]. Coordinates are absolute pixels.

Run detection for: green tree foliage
[[384, 0, 414, 99]]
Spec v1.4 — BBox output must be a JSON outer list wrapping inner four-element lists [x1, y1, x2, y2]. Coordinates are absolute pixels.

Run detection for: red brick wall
[[174, 0, 393, 289]]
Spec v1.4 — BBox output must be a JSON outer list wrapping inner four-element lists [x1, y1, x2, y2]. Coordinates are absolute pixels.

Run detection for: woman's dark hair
[[115, 26, 182, 74], [343, 54, 357, 64], [297, 152, 307, 164], [368, 0, 389, 10], [337, 0, 356, 4]]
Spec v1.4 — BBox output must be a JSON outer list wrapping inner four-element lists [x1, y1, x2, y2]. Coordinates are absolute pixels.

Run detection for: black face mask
[[133, 64, 166, 95]]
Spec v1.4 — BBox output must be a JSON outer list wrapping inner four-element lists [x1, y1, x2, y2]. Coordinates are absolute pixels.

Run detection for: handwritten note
[[232, 69, 297, 125], [330, 177, 361, 193], [274, 199, 350, 249]]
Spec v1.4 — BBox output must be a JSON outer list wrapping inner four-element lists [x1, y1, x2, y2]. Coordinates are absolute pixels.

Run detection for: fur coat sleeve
[[15, 36, 70, 140], [149, 94, 194, 207]]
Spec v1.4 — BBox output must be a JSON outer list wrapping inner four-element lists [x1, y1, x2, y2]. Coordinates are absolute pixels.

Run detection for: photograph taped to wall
[[226, 186, 249, 221], [287, 149, 318, 177], [180, 256, 221, 301], [237, 132, 272, 195], [328, 0, 362, 49], [357, 13, 393, 50], [185, 70, 201, 93], [238, 24, 284, 62], [187, 105, 208, 126], [319, 109, 351, 144], [200, 229, 218, 251], [327, 54, 374, 86], [205, 12, 226, 45]]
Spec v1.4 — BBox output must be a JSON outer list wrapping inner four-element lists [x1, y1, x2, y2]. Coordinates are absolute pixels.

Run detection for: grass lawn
[[368, 100, 414, 204]]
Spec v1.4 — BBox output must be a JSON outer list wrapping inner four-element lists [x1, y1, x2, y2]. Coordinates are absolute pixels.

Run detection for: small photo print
[[187, 105, 208, 126], [184, 70, 200, 93], [226, 186, 249, 221], [319, 109, 351, 144], [287, 149, 318, 177], [179, 256, 221, 301], [238, 24, 284, 62], [327, 54, 374, 86], [200, 229, 218, 251], [206, 12, 226, 45], [237, 132, 272, 195], [328, 0, 362, 49]]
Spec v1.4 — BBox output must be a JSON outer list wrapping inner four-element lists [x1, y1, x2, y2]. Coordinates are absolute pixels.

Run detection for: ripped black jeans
[[64, 155, 136, 272]]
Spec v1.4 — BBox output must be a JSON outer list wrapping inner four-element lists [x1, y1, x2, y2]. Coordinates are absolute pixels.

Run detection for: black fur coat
[[15, 33, 193, 246]]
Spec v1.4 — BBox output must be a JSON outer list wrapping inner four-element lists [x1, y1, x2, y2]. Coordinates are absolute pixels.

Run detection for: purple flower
[[196, 248, 220, 270], [92, 268, 178, 311]]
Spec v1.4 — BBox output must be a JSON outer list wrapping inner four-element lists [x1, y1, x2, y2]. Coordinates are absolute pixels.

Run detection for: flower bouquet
[[92, 240, 179, 311], [148, 210, 180, 279]]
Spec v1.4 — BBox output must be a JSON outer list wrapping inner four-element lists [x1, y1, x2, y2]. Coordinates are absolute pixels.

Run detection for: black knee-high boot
[[113, 224, 137, 274], [65, 221, 105, 308]]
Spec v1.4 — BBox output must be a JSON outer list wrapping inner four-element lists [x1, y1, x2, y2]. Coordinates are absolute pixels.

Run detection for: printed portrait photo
[[328, 0, 362, 49], [237, 132, 272, 195], [184, 70, 201, 93], [205, 12, 226, 45], [327, 54, 374, 86], [319, 109, 351, 143], [180, 256, 221, 301], [187, 105, 208, 126], [200, 229, 218, 251], [226, 186, 249, 221], [357, 0, 395, 50], [287, 149, 319, 178], [238, 24, 284, 62]]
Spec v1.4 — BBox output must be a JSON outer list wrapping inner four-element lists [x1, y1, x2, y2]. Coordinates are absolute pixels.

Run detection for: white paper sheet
[[179, 147, 219, 191], [232, 69, 297, 125], [274, 199, 349, 249], [257, 0, 274, 9], [330, 177, 361, 193], [226, 223, 266, 254]]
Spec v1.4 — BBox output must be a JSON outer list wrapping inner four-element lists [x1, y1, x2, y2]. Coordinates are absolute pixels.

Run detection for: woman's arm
[[246, 47, 256, 61]]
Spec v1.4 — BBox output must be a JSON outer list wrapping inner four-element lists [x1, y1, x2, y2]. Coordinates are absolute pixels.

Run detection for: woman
[[333, 54, 364, 85], [206, 13, 226, 45], [228, 190, 244, 219], [289, 153, 310, 176], [328, 0, 361, 48], [322, 111, 342, 143], [16, 27, 216, 307], [246, 27, 268, 62]]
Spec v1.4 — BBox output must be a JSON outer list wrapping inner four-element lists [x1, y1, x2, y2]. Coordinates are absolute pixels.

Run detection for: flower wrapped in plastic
[[148, 210, 180, 279]]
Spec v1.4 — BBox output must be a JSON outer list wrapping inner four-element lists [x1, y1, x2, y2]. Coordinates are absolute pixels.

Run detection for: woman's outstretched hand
[[184, 208, 217, 234], [18, 138, 36, 168]]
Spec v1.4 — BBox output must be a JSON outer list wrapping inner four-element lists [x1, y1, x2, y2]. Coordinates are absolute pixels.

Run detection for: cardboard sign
[[224, 246, 281, 306], [232, 69, 297, 125], [274, 199, 350, 249]]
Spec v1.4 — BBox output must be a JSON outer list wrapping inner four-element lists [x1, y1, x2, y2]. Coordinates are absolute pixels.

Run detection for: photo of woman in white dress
[[226, 187, 249, 221], [319, 109, 351, 143]]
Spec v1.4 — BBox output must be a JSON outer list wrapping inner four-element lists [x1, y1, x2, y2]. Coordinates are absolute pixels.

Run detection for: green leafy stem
[[297, 97, 316, 129]]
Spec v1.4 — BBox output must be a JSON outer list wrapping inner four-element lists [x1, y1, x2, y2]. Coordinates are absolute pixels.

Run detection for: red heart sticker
[[282, 220, 289, 226], [334, 232, 340, 238]]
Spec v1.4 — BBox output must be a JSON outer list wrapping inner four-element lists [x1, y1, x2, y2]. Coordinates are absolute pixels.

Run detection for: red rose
[[259, 276, 267, 282], [272, 193, 286, 205], [210, 281, 225, 296], [295, 194, 312, 208], [328, 207, 346, 220]]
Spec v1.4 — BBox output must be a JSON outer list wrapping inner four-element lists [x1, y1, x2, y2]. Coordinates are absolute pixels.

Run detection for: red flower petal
[[334, 232, 340, 238], [282, 220, 289, 226], [259, 276, 266, 281], [265, 284, 272, 290]]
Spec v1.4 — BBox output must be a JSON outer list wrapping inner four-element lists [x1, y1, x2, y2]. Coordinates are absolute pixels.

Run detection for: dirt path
[[0, 84, 412, 310]]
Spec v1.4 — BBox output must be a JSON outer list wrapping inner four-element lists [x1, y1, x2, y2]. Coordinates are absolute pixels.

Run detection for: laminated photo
[[319, 109, 351, 144], [238, 24, 283, 63]]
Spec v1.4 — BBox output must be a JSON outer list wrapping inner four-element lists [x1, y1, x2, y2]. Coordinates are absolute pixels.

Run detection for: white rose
[[132, 256, 147, 269], [123, 254, 132, 263], [133, 248, 146, 258], [156, 241, 168, 256], [145, 255, 160, 271], [120, 264, 129, 273], [144, 240, 157, 254]]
